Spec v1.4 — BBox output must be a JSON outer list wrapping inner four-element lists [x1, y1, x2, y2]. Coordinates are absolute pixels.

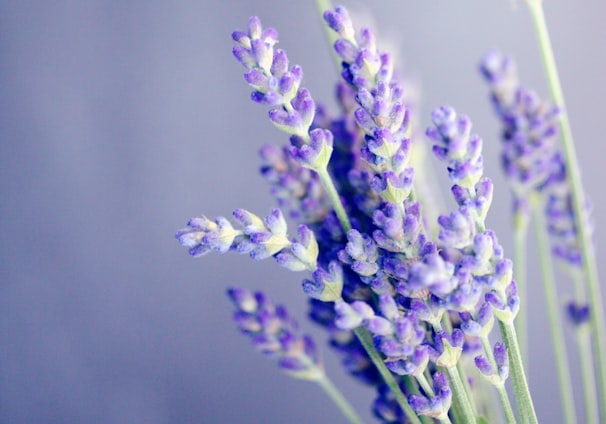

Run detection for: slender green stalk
[[496, 385, 517, 424], [573, 274, 600, 424], [456, 362, 477, 417], [445, 366, 477, 424], [417, 372, 435, 397], [513, 209, 530, 367], [353, 327, 422, 424], [499, 321, 538, 424], [479, 336, 517, 424], [316, 168, 352, 232], [525, 1, 606, 414], [532, 205, 578, 423], [316, 374, 365, 424]]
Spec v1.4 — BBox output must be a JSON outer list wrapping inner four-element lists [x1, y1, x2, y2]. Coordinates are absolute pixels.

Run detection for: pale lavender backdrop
[[1, 1, 605, 423]]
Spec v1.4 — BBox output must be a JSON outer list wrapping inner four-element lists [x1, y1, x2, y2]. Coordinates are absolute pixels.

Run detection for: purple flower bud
[[567, 302, 591, 326], [323, 7, 355, 41], [334, 300, 373, 330]]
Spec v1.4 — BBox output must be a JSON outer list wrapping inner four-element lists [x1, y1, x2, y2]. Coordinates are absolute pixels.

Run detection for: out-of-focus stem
[[532, 203, 578, 423], [316, 168, 352, 232], [513, 208, 529, 368], [316, 374, 365, 424]]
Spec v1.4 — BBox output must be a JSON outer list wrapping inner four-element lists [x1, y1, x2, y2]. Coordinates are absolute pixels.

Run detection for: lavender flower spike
[[480, 50, 560, 201], [324, 6, 414, 206], [227, 287, 323, 381], [232, 16, 333, 171], [175, 208, 318, 272]]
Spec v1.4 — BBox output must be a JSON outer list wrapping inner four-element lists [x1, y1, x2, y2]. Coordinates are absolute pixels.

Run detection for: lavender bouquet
[[175, 2, 605, 423]]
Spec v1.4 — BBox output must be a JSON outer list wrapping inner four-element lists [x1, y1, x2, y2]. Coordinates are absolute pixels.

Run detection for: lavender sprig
[[324, 6, 414, 209], [175, 208, 318, 272], [232, 16, 352, 232], [427, 105, 534, 423], [227, 287, 364, 424]]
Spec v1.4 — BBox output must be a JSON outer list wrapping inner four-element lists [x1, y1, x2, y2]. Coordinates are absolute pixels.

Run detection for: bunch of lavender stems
[[522, 2, 606, 420], [173, 2, 604, 423]]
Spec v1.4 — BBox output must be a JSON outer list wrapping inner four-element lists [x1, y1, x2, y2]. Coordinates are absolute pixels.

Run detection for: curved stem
[[353, 327, 421, 424], [316, 374, 365, 424], [499, 320, 538, 424], [532, 205, 578, 423], [525, 2, 606, 415]]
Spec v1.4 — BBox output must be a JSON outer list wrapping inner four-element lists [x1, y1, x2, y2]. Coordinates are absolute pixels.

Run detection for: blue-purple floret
[[543, 152, 594, 271], [373, 384, 408, 423], [408, 371, 452, 420], [227, 287, 323, 380], [473, 341, 509, 387]]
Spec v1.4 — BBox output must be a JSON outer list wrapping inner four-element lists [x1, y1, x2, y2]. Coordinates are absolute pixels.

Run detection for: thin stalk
[[499, 320, 538, 423], [316, 374, 365, 424], [445, 366, 478, 424], [496, 385, 517, 424], [525, 1, 606, 414], [532, 205, 578, 423], [479, 336, 517, 424], [577, 329, 600, 423], [317, 168, 352, 232], [353, 327, 422, 424], [513, 211, 529, 367]]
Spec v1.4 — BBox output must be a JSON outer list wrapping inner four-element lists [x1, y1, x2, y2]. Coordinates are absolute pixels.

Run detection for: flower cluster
[[174, 4, 605, 424]]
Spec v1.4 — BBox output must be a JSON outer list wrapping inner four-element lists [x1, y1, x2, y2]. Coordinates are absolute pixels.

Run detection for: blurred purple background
[[1, 1, 605, 423]]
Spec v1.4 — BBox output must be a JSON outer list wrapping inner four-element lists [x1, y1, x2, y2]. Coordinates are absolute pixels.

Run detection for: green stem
[[353, 327, 422, 424], [496, 385, 517, 424], [577, 329, 600, 424], [445, 366, 477, 424], [317, 168, 352, 232], [532, 205, 578, 423], [513, 213, 529, 368], [316, 374, 365, 424], [479, 336, 517, 424], [525, 1, 606, 415], [499, 321, 538, 424]]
